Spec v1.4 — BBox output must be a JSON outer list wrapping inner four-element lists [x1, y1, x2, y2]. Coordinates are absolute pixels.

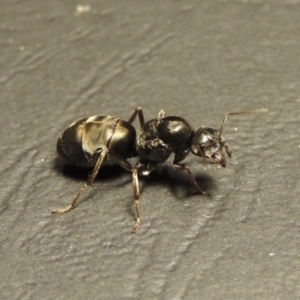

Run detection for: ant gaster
[[53, 107, 267, 233]]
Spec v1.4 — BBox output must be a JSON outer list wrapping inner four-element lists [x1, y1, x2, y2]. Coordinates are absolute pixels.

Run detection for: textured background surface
[[1, 0, 299, 299]]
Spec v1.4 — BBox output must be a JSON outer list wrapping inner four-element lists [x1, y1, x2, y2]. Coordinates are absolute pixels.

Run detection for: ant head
[[190, 108, 268, 167], [191, 126, 231, 167]]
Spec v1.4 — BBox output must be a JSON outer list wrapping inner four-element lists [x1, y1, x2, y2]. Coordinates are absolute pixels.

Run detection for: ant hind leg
[[52, 149, 109, 214]]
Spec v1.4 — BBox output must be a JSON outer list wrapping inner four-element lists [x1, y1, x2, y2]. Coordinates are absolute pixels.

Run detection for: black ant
[[53, 107, 267, 233]]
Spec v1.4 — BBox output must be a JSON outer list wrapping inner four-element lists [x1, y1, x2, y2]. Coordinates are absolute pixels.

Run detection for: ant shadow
[[137, 164, 216, 201], [124, 164, 216, 220], [53, 157, 128, 183], [53, 157, 217, 218], [53, 158, 216, 195]]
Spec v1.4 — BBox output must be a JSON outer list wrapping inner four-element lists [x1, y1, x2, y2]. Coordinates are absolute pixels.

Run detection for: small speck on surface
[[75, 5, 91, 15]]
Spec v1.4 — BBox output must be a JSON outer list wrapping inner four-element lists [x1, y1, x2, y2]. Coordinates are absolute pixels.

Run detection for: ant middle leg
[[131, 166, 141, 233], [106, 152, 142, 233]]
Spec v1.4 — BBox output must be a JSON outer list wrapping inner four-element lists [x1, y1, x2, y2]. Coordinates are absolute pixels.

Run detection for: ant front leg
[[52, 149, 109, 214], [173, 162, 211, 196]]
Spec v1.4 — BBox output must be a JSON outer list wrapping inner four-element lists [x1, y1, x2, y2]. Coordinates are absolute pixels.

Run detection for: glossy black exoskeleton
[[136, 108, 268, 196], [53, 108, 145, 233], [53, 107, 267, 233]]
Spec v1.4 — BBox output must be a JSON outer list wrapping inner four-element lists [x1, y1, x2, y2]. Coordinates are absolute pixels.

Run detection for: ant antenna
[[219, 108, 268, 137]]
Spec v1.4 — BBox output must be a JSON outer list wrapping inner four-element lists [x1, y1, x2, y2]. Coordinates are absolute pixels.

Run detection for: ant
[[53, 107, 267, 233]]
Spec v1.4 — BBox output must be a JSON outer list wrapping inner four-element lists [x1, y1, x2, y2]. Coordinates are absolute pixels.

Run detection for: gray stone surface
[[1, 0, 299, 299]]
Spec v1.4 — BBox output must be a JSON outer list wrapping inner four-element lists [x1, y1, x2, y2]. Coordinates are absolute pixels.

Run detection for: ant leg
[[173, 163, 211, 196], [127, 107, 144, 128], [131, 166, 141, 233], [104, 152, 141, 233], [108, 151, 134, 172], [52, 149, 109, 214]]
